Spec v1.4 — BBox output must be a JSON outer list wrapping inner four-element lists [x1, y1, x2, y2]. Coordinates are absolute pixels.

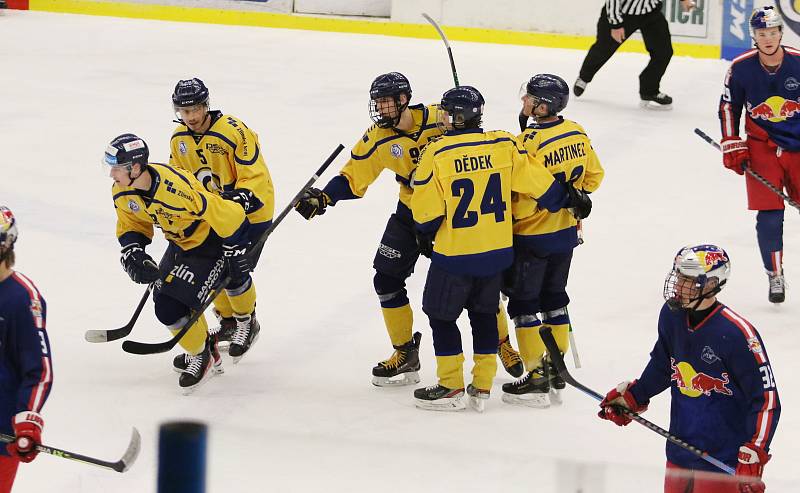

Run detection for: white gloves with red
[[721, 137, 750, 175], [7, 411, 43, 462]]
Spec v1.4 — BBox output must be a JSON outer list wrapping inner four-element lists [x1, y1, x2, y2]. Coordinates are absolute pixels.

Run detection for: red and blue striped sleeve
[[12, 273, 53, 415], [721, 308, 780, 451]]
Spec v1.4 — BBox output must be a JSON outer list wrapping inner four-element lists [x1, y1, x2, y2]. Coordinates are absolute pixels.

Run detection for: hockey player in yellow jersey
[[293, 73, 522, 386], [105, 133, 255, 394], [168, 78, 273, 361], [410, 86, 592, 412], [502, 74, 604, 408]]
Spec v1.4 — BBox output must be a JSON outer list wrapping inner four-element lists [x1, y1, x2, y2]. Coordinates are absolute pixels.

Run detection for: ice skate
[[640, 92, 673, 110], [178, 337, 218, 395], [372, 332, 421, 387], [498, 336, 524, 378], [173, 333, 223, 375], [467, 384, 490, 413], [501, 366, 551, 408], [414, 384, 466, 411], [768, 271, 785, 304], [213, 311, 237, 353], [229, 312, 260, 364]]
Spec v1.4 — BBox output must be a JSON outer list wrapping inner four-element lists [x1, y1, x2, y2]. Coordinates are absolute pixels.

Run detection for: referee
[[574, 0, 695, 109]]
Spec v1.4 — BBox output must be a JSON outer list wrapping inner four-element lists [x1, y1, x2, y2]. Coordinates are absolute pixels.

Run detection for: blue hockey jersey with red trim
[[630, 303, 779, 471], [0, 271, 52, 456], [719, 46, 800, 150]]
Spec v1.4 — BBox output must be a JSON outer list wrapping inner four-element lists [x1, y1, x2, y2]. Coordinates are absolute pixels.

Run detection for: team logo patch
[[128, 200, 140, 213], [701, 346, 720, 364], [390, 143, 403, 158], [179, 141, 187, 155], [378, 243, 402, 259], [747, 336, 763, 355], [670, 357, 732, 397], [785, 77, 800, 91]]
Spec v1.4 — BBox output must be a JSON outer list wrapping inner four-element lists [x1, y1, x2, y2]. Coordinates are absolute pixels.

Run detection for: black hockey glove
[[415, 231, 434, 259], [120, 243, 160, 284], [222, 241, 252, 279], [518, 111, 529, 132], [220, 188, 263, 215], [566, 185, 592, 220], [294, 188, 330, 220]]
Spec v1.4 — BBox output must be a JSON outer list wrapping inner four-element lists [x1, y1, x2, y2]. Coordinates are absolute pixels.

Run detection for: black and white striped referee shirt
[[605, 0, 662, 26]]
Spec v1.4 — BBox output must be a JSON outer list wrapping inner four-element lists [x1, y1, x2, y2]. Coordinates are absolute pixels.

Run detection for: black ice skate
[[178, 337, 218, 395], [498, 335, 524, 378], [768, 271, 786, 303], [640, 92, 673, 110], [501, 365, 551, 408], [414, 384, 466, 411], [371, 332, 421, 387], [466, 384, 490, 413], [213, 311, 237, 353], [229, 312, 260, 364], [173, 334, 223, 375], [573, 77, 588, 97], [546, 353, 566, 405]]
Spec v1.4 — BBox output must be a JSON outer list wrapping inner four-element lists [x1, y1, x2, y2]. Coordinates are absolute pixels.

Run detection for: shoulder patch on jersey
[[747, 336, 763, 355], [390, 143, 403, 158], [128, 199, 140, 213], [179, 141, 187, 155]]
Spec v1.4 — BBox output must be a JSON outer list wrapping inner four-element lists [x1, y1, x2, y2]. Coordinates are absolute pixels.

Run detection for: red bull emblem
[[748, 96, 800, 122], [700, 250, 727, 268], [779, 99, 800, 118], [670, 358, 733, 397], [747, 336, 763, 355]]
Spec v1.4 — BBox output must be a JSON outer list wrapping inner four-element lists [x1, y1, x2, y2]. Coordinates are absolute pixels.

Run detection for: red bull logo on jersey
[[670, 358, 733, 397], [747, 96, 800, 122]]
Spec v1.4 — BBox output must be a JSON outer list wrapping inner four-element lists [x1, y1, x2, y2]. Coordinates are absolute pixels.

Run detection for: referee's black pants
[[578, 6, 673, 97]]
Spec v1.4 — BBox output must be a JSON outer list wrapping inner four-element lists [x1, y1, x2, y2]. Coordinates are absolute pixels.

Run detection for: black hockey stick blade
[[85, 284, 153, 343], [121, 144, 345, 355], [694, 127, 800, 211], [0, 427, 141, 473], [538, 326, 735, 475], [422, 12, 460, 86]]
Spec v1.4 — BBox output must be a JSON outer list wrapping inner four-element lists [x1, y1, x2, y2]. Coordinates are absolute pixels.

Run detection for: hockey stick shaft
[[694, 128, 800, 211], [122, 144, 345, 355], [422, 13, 460, 86], [85, 283, 153, 343], [0, 427, 140, 473], [539, 326, 735, 475]]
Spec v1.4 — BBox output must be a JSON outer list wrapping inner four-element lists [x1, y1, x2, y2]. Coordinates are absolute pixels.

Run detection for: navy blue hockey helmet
[[172, 78, 210, 108], [369, 72, 412, 128], [525, 74, 569, 116], [439, 85, 484, 129], [103, 133, 149, 169]]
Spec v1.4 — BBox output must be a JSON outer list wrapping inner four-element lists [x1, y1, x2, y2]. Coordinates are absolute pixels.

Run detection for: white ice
[[0, 10, 797, 492]]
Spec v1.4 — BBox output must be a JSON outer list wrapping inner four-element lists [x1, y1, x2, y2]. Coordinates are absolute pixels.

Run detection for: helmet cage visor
[[369, 93, 406, 128]]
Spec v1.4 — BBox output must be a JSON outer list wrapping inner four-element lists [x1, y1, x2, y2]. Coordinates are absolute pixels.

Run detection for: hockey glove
[[294, 188, 330, 220], [222, 241, 252, 279], [598, 380, 647, 426], [220, 188, 263, 215], [415, 230, 434, 258], [721, 137, 749, 175], [518, 111, 529, 132], [7, 411, 43, 463], [120, 243, 160, 284], [566, 185, 592, 220], [736, 443, 770, 493]]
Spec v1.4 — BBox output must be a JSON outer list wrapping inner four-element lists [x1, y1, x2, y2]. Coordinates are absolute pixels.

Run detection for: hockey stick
[[694, 128, 800, 212], [85, 283, 153, 343], [422, 13, 460, 86], [539, 326, 735, 475], [565, 307, 581, 368], [121, 144, 345, 355], [0, 427, 140, 473]]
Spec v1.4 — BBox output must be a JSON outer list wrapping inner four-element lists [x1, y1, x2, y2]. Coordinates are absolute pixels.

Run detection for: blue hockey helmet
[[172, 78, 210, 108], [750, 6, 783, 37], [663, 244, 730, 310], [523, 74, 569, 116], [103, 133, 149, 169], [439, 85, 484, 130], [369, 72, 412, 128], [0, 206, 18, 253]]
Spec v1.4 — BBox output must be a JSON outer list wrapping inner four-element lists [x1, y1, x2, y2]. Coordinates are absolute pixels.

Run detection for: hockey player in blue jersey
[[0, 206, 53, 493], [598, 245, 779, 493], [719, 6, 800, 303]]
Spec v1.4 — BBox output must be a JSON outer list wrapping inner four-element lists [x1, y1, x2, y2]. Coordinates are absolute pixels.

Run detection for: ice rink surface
[[1, 9, 798, 492]]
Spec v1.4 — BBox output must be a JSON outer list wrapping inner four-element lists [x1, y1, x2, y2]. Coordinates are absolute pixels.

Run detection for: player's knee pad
[[429, 318, 462, 356], [541, 306, 569, 325], [511, 313, 541, 329], [373, 271, 408, 308], [153, 292, 190, 326], [506, 298, 540, 322]]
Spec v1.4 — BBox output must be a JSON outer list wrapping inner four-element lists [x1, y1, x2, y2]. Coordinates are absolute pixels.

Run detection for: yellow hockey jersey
[[513, 117, 604, 254], [411, 129, 568, 276], [169, 111, 274, 226], [321, 104, 443, 210], [113, 163, 247, 251]]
